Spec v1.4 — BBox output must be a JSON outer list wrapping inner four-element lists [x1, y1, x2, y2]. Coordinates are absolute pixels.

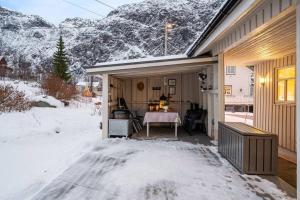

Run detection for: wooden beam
[[218, 53, 225, 123], [296, 1, 300, 197], [102, 74, 109, 139]]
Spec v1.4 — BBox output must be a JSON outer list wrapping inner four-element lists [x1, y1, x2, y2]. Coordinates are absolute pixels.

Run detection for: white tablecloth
[[143, 112, 181, 125]]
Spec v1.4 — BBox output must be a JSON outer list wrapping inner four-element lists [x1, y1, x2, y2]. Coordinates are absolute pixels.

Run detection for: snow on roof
[[0, 56, 4, 61], [92, 54, 187, 68]]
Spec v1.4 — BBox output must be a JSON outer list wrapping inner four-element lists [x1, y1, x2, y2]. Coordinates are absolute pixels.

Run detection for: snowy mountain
[[0, 0, 224, 77]]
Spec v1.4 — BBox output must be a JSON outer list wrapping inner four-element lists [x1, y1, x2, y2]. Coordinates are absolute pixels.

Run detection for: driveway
[[32, 139, 293, 200]]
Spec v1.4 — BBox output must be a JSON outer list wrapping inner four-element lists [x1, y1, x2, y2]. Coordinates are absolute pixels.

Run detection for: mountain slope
[[0, 0, 224, 76]]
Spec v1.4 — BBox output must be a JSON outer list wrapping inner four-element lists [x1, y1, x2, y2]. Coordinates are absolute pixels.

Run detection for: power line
[[93, 0, 115, 10], [61, 0, 105, 18]]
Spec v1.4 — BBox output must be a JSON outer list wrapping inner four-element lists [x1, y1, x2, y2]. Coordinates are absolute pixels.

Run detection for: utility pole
[[164, 21, 175, 56]]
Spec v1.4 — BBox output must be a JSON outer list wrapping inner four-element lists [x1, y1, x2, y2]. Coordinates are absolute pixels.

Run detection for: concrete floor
[[131, 126, 212, 145], [32, 136, 295, 200], [132, 126, 297, 198]]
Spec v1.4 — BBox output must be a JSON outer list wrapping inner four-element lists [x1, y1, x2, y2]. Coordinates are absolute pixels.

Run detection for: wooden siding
[[112, 73, 203, 120], [254, 54, 296, 154], [212, 0, 296, 56]]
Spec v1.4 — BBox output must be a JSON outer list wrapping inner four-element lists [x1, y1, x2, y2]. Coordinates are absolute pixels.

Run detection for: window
[[226, 66, 236, 75], [275, 66, 296, 103]]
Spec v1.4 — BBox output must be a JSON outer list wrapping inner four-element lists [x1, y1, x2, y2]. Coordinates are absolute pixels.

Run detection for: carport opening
[[106, 63, 218, 141]]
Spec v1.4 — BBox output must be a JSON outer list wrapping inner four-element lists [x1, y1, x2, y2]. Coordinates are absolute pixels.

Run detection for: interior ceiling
[[224, 10, 296, 66]]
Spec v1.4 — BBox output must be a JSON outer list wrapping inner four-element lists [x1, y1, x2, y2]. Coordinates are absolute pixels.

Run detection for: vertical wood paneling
[[254, 54, 296, 153]]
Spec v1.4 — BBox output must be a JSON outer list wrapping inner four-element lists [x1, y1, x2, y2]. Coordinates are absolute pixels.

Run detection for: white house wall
[[224, 66, 253, 105]]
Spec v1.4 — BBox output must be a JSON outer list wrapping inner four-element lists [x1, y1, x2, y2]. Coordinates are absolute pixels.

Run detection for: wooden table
[[143, 112, 181, 137]]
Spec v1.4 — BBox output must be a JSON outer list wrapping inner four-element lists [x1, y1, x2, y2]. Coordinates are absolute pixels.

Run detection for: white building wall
[[224, 66, 253, 105]]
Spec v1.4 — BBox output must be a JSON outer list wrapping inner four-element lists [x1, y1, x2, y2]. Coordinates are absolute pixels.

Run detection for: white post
[[147, 122, 150, 137], [218, 53, 225, 121], [102, 73, 109, 139], [175, 122, 178, 138], [296, 1, 300, 197]]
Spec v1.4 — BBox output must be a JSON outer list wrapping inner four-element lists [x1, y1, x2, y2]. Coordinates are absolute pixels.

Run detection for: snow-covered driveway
[[32, 139, 293, 200]]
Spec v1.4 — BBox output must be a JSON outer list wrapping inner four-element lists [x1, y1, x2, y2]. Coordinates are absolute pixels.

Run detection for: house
[[0, 56, 13, 77], [76, 81, 102, 96], [87, 0, 299, 195], [224, 65, 254, 112]]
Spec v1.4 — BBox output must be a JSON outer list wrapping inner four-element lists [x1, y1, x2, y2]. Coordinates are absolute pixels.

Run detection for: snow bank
[[0, 80, 65, 108], [0, 80, 41, 99], [0, 95, 102, 200], [31, 95, 64, 108]]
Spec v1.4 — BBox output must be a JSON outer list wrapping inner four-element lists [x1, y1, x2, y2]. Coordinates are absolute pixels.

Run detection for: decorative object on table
[[168, 79, 176, 86], [169, 86, 176, 95], [137, 81, 144, 91], [162, 105, 168, 112], [148, 103, 160, 112], [159, 94, 169, 110]]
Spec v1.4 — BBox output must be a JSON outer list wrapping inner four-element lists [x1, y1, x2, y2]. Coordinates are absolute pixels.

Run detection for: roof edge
[[186, 0, 242, 57], [87, 54, 191, 69]]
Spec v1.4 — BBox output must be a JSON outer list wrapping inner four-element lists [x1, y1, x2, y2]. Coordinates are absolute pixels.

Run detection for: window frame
[[274, 66, 296, 105], [226, 66, 236, 75]]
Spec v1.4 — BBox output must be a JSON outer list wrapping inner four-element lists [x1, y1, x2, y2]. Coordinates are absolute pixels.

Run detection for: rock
[[31, 101, 56, 108]]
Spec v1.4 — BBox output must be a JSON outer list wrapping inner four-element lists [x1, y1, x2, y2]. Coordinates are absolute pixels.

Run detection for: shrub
[[41, 74, 77, 100], [0, 85, 31, 113]]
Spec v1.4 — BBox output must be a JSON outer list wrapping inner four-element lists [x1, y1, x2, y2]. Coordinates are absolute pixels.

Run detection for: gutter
[[186, 0, 242, 57]]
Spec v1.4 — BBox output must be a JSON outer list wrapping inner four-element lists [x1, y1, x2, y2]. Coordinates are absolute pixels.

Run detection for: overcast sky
[[0, 0, 144, 25]]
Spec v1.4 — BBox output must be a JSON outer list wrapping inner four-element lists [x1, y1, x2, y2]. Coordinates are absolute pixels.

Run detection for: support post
[[175, 122, 178, 138], [296, 1, 300, 197], [102, 73, 109, 139], [218, 53, 225, 122], [147, 122, 150, 137]]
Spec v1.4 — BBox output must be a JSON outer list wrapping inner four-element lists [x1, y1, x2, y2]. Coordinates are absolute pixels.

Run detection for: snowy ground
[[32, 139, 293, 200], [225, 111, 253, 126], [0, 80, 102, 200], [0, 80, 294, 200]]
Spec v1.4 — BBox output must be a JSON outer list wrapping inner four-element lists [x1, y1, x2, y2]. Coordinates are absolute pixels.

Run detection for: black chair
[[183, 104, 207, 134]]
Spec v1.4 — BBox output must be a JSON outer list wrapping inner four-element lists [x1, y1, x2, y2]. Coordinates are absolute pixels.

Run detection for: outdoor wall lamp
[[259, 77, 266, 86]]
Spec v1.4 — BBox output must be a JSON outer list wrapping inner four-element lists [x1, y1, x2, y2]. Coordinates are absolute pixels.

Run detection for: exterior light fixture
[[259, 77, 266, 86]]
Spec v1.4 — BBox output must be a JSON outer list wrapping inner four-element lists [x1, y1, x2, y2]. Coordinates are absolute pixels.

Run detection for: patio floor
[[32, 128, 296, 200]]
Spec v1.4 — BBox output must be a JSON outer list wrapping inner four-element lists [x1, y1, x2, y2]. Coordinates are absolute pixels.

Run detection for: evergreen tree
[[52, 36, 71, 82]]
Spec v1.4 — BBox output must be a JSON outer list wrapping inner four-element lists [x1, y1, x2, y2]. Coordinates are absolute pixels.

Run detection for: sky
[[0, 0, 144, 25]]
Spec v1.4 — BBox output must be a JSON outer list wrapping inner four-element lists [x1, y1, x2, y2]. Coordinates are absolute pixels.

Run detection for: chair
[[183, 105, 207, 134]]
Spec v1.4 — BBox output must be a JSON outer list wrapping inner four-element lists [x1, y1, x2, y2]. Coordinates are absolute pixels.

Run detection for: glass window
[[287, 79, 295, 101], [276, 66, 296, 103], [277, 80, 285, 101], [278, 67, 295, 79], [226, 66, 236, 75]]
